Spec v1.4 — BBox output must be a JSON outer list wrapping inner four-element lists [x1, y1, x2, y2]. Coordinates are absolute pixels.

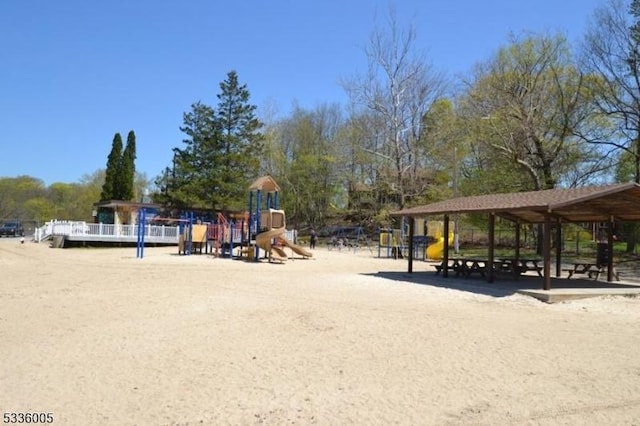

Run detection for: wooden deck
[[37, 221, 179, 246]]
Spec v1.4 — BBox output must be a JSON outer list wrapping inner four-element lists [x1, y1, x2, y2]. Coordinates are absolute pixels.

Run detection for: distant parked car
[[0, 220, 24, 237]]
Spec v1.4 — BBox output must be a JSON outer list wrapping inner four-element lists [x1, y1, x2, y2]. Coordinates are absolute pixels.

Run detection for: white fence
[[34, 220, 299, 245], [284, 229, 297, 243], [34, 220, 179, 243]]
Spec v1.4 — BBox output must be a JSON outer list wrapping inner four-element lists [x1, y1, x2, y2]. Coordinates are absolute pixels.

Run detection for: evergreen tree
[[156, 71, 263, 211], [120, 130, 137, 201], [173, 102, 219, 209], [214, 70, 264, 209], [100, 133, 123, 201]]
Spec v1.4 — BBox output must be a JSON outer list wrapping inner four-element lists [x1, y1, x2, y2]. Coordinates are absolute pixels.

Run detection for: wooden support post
[[555, 217, 562, 277], [543, 214, 552, 290], [408, 217, 414, 274], [443, 215, 450, 278], [488, 213, 495, 283], [514, 221, 521, 262], [607, 216, 614, 282]]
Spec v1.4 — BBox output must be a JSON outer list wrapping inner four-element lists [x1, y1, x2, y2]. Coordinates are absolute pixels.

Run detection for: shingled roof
[[391, 182, 640, 223]]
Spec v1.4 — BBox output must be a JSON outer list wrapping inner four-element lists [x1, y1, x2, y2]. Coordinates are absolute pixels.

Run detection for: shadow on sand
[[363, 270, 640, 299]]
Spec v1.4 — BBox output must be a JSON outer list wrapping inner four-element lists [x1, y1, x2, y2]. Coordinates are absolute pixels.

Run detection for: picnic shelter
[[391, 183, 640, 290]]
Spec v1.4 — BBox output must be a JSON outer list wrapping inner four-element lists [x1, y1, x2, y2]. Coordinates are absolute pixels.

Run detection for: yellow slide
[[255, 227, 288, 262], [279, 236, 313, 258], [426, 238, 446, 260], [426, 233, 453, 260]]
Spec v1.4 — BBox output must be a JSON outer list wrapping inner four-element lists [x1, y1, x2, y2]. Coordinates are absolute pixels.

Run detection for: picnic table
[[435, 257, 543, 278], [499, 258, 543, 277], [562, 262, 620, 280], [434, 258, 505, 278], [434, 257, 464, 276], [434, 257, 492, 277], [434, 257, 485, 277], [459, 258, 490, 277]]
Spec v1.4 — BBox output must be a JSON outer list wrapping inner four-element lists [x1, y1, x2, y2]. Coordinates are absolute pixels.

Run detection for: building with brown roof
[[391, 183, 640, 290]]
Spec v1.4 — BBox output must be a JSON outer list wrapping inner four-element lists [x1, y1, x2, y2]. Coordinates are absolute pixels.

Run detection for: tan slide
[[255, 227, 287, 262], [279, 236, 313, 258]]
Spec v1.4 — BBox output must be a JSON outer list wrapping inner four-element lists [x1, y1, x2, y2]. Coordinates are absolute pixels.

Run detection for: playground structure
[[247, 175, 312, 262], [378, 228, 405, 259], [254, 209, 289, 262], [178, 222, 207, 255], [377, 220, 453, 260], [140, 174, 425, 262], [136, 176, 310, 262], [326, 226, 373, 253], [133, 208, 246, 258], [137, 213, 194, 258], [174, 212, 245, 257], [203, 212, 245, 257]]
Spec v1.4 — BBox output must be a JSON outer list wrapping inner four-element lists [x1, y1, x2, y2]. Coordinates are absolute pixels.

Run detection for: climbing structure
[[247, 176, 312, 262]]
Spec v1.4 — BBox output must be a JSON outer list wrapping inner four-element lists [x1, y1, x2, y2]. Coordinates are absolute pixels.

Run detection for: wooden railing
[[34, 220, 179, 243], [34, 220, 299, 245]]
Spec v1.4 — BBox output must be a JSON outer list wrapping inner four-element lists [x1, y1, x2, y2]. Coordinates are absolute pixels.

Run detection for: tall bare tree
[[582, 0, 640, 183], [582, 0, 640, 252], [342, 7, 448, 209]]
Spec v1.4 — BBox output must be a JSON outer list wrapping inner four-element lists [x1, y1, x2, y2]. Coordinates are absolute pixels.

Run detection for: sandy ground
[[1, 238, 640, 426]]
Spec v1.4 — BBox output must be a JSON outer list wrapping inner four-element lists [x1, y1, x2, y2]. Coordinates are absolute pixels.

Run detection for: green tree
[[156, 102, 218, 209], [457, 33, 611, 255], [274, 104, 343, 228], [0, 176, 47, 220], [460, 33, 607, 193], [120, 130, 137, 201], [214, 70, 264, 210], [23, 197, 55, 225], [49, 182, 77, 218], [78, 170, 106, 220], [100, 131, 138, 202], [101, 133, 123, 201], [156, 71, 263, 211], [415, 98, 462, 202], [616, 141, 640, 251]]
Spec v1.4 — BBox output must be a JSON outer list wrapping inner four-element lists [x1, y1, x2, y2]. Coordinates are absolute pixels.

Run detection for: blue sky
[[1, 0, 605, 186]]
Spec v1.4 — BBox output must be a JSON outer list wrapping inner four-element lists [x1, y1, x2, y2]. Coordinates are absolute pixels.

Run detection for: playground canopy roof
[[391, 183, 640, 224], [249, 175, 280, 193]]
